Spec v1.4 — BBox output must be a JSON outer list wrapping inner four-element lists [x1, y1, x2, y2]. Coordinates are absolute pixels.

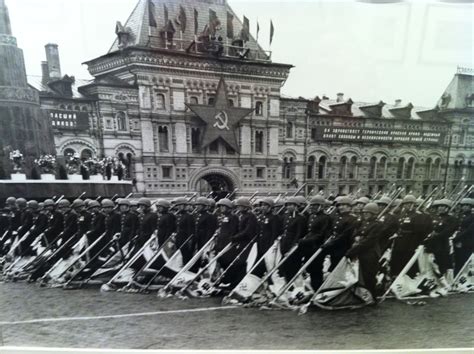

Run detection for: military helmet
[[274, 198, 284, 207], [27, 200, 39, 210], [137, 198, 151, 207], [118, 199, 131, 206], [402, 194, 417, 204], [459, 198, 474, 206], [58, 199, 71, 208], [253, 198, 263, 206], [130, 200, 139, 207], [38, 202, 44, 210], [16, 198, 27, 208], [235, 197, 251, 208], [155, 199, 171, 209], [433, 198, 453, 208], [101, 199, 114, 208], [194, 197, 209, 206], [336, 196, 353, 206], [84, 199, 92, 207], [207, 198, 216, 207], [43, 199, 55, 207], [355, 197, 370, 205], [415, 197, 424, 205], [216, 198, 233, 209], [285, 196, 299, 205], [174, 197, 187, 206], [88, 200, 100, 209], [309, 196, 326, 205], [363, 202, 379, 214], [6, 196, 16, 205], [295, 196, 307, 205], [261, 198, 274, 208], [72, 199, 85, 209], [376, 196, 391, 205]]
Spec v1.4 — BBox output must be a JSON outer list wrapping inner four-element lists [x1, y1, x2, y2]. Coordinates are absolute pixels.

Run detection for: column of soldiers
[[0, 188, 473, 306]]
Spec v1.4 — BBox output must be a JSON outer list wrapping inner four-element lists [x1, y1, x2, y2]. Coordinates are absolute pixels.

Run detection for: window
[[191, 127, 201, 153], [105, 119, 113, 129], [377, 157, 387, 179], [255, 131, 264, 153], [255, 101, 263, 116], [256, 167, 265, 179], [397, 158, 405, 179], [283, 157, 294, 180], [404, 157, 415, 180], [228, 99, 234, 107], [116, 111, 127, 131], [311, 128, 317, 141], [339, 156, 347, 179], [307, 156, 315, 179], [369, 157, 377, 180], [162, 166, 172, 179], [425, 158, 432, 180], [317, 156, 327, 179], [454, 159, 464, 180], [431, 158, 441, 180], [209, 140, 219, 154], [286, 122, 293, 138], [348, 157, 357, 179], [190, 96, 199, 105], [468, 161, 474, 181], [74, 106, 80, 111], [156, 93, 166, 110], [158, 126, 169, 152], [208, 97, 215, 105], [64, 148, 75, 158]]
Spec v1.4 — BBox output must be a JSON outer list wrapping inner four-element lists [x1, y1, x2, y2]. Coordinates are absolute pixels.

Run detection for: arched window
[[348, 156, 357, 179], [468, 160, 474, 181], [286, 122, 293, 138], [191, 127, 201, 153], [255, 130, 264, 153], [255, 101, 263, 116], [59, 104, 66, 110], [431, 158, 441, 180], [190, 96, 199, 105], [81, 106, 88, 112], [378, 157, 387, 179], [64, 148, 75, 158], [228, 99, 234, 107], [283, 157, 294, 180], [81, 149, 93, 160], [156, 94, 166, 110], [339, 156, 347, 179], [369, 156, 377, 180], [404, 157, 415, 180], [116, 111, 127, 131], [307, 156, 315, 179], [425, 158, 432, 179], [317, 156, 327, 179], [74, 106, 80, 111], [158, 126, 169, 152], [397, 157, 405, 179], [208, 97, 215, 105], [454, 158, 464, 180]]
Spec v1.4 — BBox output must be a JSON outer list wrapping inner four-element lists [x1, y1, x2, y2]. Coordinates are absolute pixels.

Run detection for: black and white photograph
[[0, 0, 473, 353]]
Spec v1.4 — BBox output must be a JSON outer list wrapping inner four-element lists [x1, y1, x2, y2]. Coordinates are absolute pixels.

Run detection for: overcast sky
[[6, 0, 473, 107]]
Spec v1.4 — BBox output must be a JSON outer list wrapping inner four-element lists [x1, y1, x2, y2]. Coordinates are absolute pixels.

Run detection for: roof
[[108, 0, 269, 60], [27, 75, 94, 100], [436, 72, 474, 110]]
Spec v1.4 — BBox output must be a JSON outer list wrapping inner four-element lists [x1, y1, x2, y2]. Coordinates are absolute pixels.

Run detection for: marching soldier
[[375, 196, 399, 252], [453, 198, 474, 276], [346, 203, 384, 299], [42, 199, 64, 248], [17, 201, 44, 257], [194, 197, 218, 251], [352, 197, 369, 221], [214, 198, 239, 258], [131, 198, 157, 258], [85, 200, 106, 252], [155, 199, 176, 246], [174, 197, 195, 265], [321, 196, 358, 271], [117, 199, 139, 248], [72, 199, 92, 240]]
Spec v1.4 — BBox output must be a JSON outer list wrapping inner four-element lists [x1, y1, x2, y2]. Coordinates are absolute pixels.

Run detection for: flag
[[175, 5, 187, 32], [270, 20, 274, 45], [148, 0, 157, 27], [194, 9, 198, 35], [164, 4, 169, 25], [227, 12, 234, 39], [242, 16, 250, 42], [209, 9, 221, 36], [256, 20, 260, 41]]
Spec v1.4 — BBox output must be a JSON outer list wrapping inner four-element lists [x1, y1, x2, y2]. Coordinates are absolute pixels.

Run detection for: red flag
[[270, 20, 274, 45]]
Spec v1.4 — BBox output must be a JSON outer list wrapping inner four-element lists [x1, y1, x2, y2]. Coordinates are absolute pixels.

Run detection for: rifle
[[249, 191, 259, 202], [449, 185, 473, 214], [377, 188, 403, 220]]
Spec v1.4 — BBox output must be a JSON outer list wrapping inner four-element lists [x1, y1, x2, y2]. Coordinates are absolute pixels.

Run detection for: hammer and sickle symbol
[[213, 110, 230, 130]]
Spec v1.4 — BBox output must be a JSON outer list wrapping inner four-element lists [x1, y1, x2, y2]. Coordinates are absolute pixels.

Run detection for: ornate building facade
[[11, 0, 474, 197]]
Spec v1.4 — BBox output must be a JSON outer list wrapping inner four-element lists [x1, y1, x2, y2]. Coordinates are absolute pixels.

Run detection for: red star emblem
[[186, 77, 254, 153]]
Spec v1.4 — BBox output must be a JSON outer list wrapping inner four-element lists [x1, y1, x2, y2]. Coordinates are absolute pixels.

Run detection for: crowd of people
[[0, 187, 472, 310]]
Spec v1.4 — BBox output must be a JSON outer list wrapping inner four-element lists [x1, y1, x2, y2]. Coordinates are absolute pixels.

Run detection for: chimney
[[45, 43, 61, 79], [394, 99, 402, 107], [336, 93, 344, 102], [41, 61, 50, 85]]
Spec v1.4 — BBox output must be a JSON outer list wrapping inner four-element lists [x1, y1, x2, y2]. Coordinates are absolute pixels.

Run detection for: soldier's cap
[[27, 200, 39, 210], [376, 196, 392, 205], [155, 199, 171, 209], [336, 196, 353, 206], [6, 196, 16, 204], [355, 197, 370, 205], [310, 195, 326, 205], [43, 199, 55, 207], [216, 198, 233, 209], [402, 194, 417, 204], [235, 197, 251, 208], [260, 198, 274, 208], [137, 198, 151, 207], [207, 198, 216, 207], [72, 199, 85, 209], [362, 202, 379, 214], [118, 198, 131, 206], [295, 196, 307, 205], [16, 198, 27, 207], [174, 197, 187, 206], [101, 199, 115, 208], [194, 197, 209, 206], [88, 200, 100, 209], [433, 198, 453, 208], [459, 198, 474, 206], [285, 196, 299, 205], [57, 199, 71, 208]]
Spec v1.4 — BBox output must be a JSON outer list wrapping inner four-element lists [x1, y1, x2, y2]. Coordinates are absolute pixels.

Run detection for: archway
[[191, 167, 239, 200]]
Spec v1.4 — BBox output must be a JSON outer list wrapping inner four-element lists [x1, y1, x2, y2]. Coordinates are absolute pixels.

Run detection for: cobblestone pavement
[[0, 282, 473, 350]]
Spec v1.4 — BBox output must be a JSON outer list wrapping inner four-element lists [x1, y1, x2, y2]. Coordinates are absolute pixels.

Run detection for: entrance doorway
[[196, 173, 234, 200]]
